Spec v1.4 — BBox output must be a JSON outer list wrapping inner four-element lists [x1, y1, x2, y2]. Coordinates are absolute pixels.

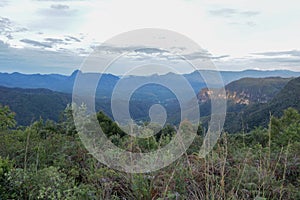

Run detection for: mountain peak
[[70, 69, 82, 77]]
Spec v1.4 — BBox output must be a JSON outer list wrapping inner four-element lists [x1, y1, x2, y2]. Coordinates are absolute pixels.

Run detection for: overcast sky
[[0, 0, 300, 75]]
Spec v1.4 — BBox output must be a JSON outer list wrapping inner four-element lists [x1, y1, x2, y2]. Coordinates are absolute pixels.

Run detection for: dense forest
[[0, 103, 299, 199]]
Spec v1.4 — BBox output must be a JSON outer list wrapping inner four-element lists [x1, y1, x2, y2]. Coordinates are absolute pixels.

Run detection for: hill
[[0, 86, 71, 125], [225, 77, 292, 104], [198, 77, 291, 116], [240, 76, 300, 129], [224, 77, 300, 132], [0, 86, 180, 126]]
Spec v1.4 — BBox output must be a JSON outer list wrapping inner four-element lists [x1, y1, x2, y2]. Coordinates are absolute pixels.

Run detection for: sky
[[0, 0, 300, 75]]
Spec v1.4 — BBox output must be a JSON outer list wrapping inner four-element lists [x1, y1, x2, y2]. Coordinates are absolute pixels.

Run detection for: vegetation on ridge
[[0, 104, 299, 199]]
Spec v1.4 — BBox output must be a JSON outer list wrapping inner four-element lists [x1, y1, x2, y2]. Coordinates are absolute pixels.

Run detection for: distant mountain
[[0, 70, 120, 98], [219, 69, 300, 84], [1, 70, 300, 128], [0, 72, 70, 92], [1, 70, 299, 101]]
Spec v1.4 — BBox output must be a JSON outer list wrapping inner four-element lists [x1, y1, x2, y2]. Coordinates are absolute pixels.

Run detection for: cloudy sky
[[0, 0, 300, 75]]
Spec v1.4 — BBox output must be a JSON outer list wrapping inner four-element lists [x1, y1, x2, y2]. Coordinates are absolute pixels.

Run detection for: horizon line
[[1, 68, 300, 77]]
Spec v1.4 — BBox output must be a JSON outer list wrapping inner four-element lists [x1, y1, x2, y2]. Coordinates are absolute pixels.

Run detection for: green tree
[[0, 157, 15, 199], [59, 104, 77, 136], [271, 108, 300, 147], [0, 105, 16, 130]]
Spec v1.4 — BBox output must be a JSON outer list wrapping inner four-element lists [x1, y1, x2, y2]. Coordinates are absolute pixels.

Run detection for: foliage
[[0, 106, 299, 199], [222, 76, 300, 133], [0, 104, 16, 130], [270, 108, 300, 147]]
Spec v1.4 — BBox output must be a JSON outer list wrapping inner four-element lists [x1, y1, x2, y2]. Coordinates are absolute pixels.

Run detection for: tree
[[270, 108, 300, 147], [0, 105, 16, 130], [59, 104, 77, 136]]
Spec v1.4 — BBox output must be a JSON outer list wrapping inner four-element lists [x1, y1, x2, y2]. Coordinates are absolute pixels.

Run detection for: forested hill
[[241, 76, 300, 127], [0, 86, 71, 125], [225, 77, 292, 104], [198, 77, 291, 105], [0, 86, 179, 126], [224, 76, 300, 132]]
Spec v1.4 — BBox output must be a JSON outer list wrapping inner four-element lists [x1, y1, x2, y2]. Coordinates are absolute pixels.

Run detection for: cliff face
[[197, 88, 212, 103], [197, 88, 250, 105], [226, 91, 251, 105], [198, 77, 300, 133], [197, 77, 292, 105]]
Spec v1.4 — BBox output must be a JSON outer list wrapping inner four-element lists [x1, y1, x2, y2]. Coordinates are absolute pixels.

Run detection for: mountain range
[[1, 69, 300, 100], [0, 70, 300, 132]]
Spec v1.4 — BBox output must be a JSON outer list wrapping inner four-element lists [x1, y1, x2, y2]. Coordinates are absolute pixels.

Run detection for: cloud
[[65, 35, 81, 42], [43, 36, 82, 47], [93, 45, 172, 58], [90, 44, 228, 63], [1, 0, 299, 74], [44, 38, 64, 43], [209, 8, 260, 27], [38, 7, 77, 16], [0, 1, 9, 7], [0, 17, 28, 34], [91, 45, 146, 54], [254, 57, 300, 63], [241, 11, 260, 17], [209, 8, 260, 18], [214, 49, 300, 72], [229, 21, 257, 27], [134, 48, 169, 55], [93, 45, 191, 56], [245, 21, 256, 27], [0, 16, 82, 51], [36, 0, 86, 1], [0, 17, 28, 40], [209, 8, 237, 18], [0, 17, 12, 34], [20, 39, 52, 48], [31, 3, 81, 31], [0, 40, 82, 74], [251, 50, 300, 57], [247, 50, 300, 67], [183, 51, 229, 60], [214, 56, 300, 72], [44, 38, 69, 47], [36, 3, 77, 18], [50, 4, 70, 10]]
